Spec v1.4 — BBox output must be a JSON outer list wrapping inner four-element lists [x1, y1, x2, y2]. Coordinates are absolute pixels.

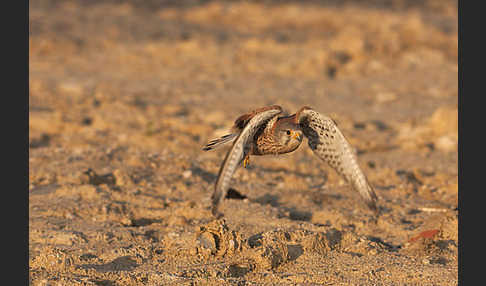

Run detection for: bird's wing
[[296, 107, 378, 211], [204, 105, 283, 151], [232, 105, 284, 131], [211, 105, 283, 217]]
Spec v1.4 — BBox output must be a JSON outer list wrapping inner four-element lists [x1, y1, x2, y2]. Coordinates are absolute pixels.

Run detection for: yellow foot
[[243, 155, 250, 168]]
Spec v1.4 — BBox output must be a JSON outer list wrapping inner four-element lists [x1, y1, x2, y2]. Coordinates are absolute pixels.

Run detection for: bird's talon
[[243, 155, 250, 168]]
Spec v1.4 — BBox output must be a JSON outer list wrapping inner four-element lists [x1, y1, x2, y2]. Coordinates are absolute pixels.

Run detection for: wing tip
[[364, 188, 379, 214], [211, 197, 224, 218], [366, 199, 378, 211]]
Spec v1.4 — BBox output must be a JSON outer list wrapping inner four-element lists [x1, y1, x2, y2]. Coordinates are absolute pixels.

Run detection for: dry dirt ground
[[29, 0, 458, 285]]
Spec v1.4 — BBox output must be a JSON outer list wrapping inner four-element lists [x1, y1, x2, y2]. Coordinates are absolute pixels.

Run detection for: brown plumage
[[203, 106, 303, 156], [203, 105, 378, 218]]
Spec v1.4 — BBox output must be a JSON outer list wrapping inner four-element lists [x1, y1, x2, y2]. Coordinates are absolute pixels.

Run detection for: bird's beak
[[292, 132, 303, 141]]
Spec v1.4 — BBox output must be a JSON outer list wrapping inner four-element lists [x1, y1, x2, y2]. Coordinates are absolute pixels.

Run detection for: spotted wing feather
[[211, 106, 283, 217], [296, 107, 378, 211]]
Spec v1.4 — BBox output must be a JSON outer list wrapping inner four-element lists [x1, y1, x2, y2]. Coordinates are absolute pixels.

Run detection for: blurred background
[[29, 0, 457, 154], [29, 0, 458, 284]]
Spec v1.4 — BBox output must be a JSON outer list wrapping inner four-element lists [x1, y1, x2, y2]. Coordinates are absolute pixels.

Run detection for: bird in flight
[[203, 105, 378, 218]]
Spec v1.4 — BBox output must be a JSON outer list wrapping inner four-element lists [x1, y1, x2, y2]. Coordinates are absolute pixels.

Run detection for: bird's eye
[[286, 130, 291, 135]]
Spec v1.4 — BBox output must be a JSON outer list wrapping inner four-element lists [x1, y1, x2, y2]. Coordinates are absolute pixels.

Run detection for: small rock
[[194, 219, 243, 258], [182, 170, 192, 179], [227, 263, 251, 278], [197, 232, 217, 253], [251, 244, 288, 270]]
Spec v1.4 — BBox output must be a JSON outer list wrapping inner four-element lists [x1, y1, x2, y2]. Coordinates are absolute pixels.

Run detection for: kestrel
[[203, 105, 378, 218]]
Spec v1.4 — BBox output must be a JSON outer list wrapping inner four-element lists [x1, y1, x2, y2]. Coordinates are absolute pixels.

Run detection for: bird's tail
[[202, 133, 238, 151]]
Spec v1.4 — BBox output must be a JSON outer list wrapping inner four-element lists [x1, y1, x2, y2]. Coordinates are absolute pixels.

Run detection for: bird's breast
[[252, 133, 296, 156]]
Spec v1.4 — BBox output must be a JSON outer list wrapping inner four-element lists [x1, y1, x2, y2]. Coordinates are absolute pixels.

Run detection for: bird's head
[[273, 115, 303, 151]]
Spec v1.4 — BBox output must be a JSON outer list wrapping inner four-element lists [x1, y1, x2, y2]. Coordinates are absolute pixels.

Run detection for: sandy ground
[[29, 0, 458, 285]]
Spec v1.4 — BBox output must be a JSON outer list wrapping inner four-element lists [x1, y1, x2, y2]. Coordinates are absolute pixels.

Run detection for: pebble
[[182, 170, 192, 179]]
